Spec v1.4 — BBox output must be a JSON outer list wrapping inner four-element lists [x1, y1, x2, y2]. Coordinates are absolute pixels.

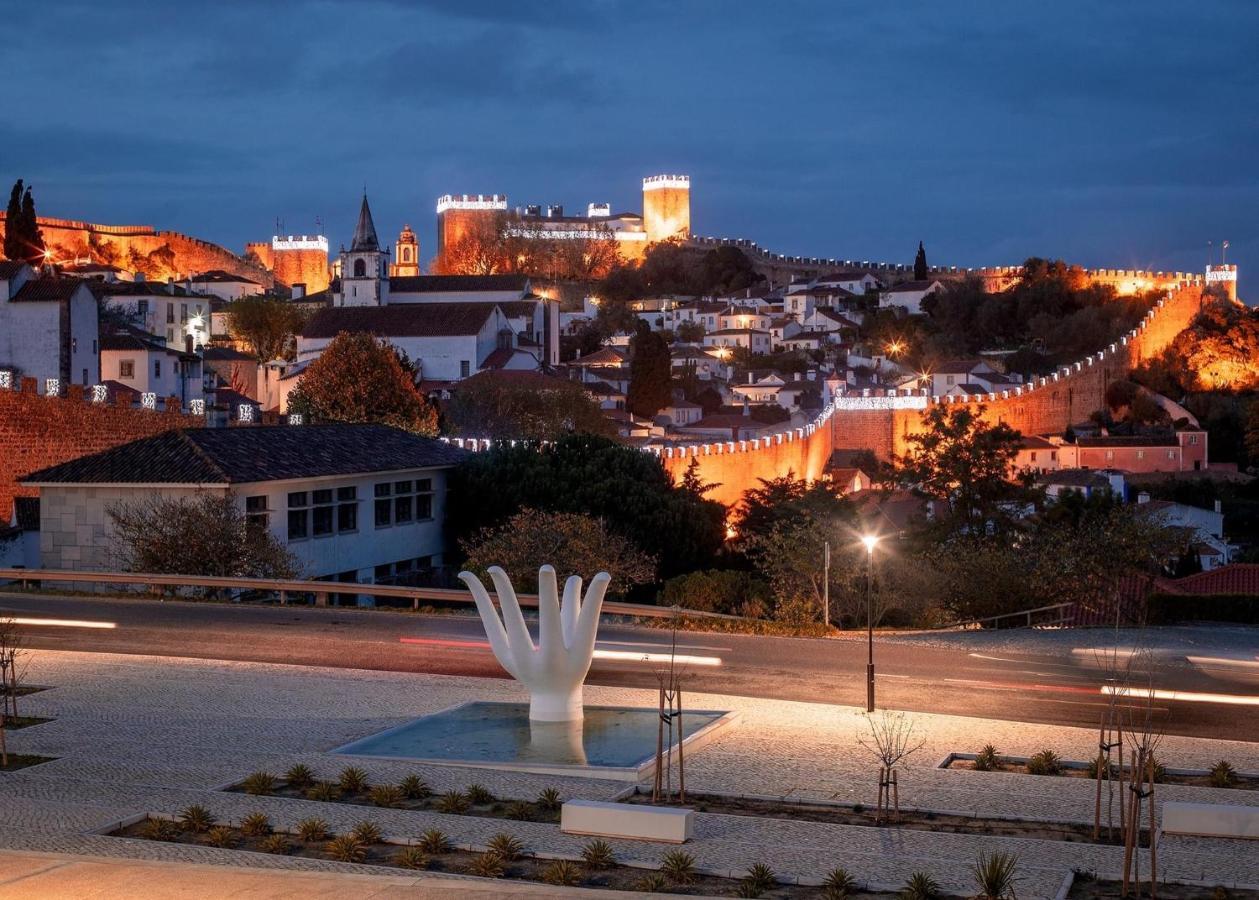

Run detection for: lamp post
[[860, 534, 879, 712]]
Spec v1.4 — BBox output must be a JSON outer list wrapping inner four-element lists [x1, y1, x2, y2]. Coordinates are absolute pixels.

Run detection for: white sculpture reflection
[[458, 565, 610, 722]]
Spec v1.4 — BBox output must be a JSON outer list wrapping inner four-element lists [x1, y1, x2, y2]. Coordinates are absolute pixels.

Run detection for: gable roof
[[302, 302, 499, 339], [1164, 564, 1259, 596], [21, 425, 466, 486], [388, 274, 529, 294], [10, 277, 86, 303], [886, 279, 941, 293], [0, 261, 29, 280], [99, 332, 195, 359], [193, 270, 260, 285]]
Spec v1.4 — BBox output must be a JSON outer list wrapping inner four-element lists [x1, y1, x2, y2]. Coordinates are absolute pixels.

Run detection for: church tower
[[336, 194, 389, 306], [391, 223, 420, 277]]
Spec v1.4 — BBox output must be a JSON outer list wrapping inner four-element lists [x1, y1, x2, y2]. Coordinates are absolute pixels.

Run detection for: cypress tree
[[913, 241, 928, 280], [19, 186, 44, 264], [3, 180, 22, 261], [626, 320, 672, 419]]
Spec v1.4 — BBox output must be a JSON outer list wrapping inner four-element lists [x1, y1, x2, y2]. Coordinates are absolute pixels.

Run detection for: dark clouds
[[1, 0, 1254, 292]]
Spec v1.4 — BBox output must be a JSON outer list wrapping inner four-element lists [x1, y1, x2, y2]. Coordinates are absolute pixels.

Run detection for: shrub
[[661, 849, 697, 884], [140, 818, 180, 842], [823, 865, 858, 898], [351, 821, 382, 844], [338, 766, 370, 794], [743, 862, 776, 894], [1150, 759, 1167, 784], [296, 817, 329, 842], [466, 852, 506, 878], [505, 800, 533, 821], [284, 763, 314, 788], [973, 851, 1019, 899], [306, 782, 340, 802], [325, 835, 367, 863], [241, 771, 276, 796], [179, 804, 214, 833], [901, 871, 941, 900], [541, 859, 581, 886], [537, 787, 562, 811], [486, 833, 525, 861], [392, 846, 430, 870], [417, 829, 451, 854], [661, 568, 772, 617], [259, 834, 290, 855], [399, 774, 430, 800], [435, 790, 470, 814], [240, 812, 271, 837], [206, 825, 237, 848], [1210, 760, 1239, 788], [466, 783, 495, 805], [580, 838, 616, 869], [636, 872, 669, 892], [1086, 755, 1113, 779], [1026, 749, 1062, 776], [369, 785, 404, 808], [974, 745, 1000, 772]]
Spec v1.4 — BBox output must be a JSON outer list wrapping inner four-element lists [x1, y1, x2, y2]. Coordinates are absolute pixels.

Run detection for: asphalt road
[[3, 591, 1258, 741]]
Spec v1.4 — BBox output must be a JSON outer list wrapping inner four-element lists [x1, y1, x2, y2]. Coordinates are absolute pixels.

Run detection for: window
[[1105, 450, 1114, 461], [154, 359, 162, 378], [167, 305, 174, 324], [1188, 434, 1200, 445], [82, 368, 88, 384], [245, 495, 269, 533], [92, 339, 97, 353], [1136, 450, 1145, 460], [946, 375, 955, 385], [312, 488, 334, 536], [119, 360, 135, 379], [137, 300, 148, 317], [1167, 449, 1176, 460], [353, 258, 366, 277], [337, 485, 358, 532], [374, 482, 392, 527], [287, 491, 309, 540], [460, 360, 471, 378], [375, 478, 433, 526], [394, 480, 414, 523], [180, 303, 188, 323]]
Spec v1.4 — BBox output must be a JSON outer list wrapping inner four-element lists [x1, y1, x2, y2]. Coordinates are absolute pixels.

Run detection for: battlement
[[0, 213, 157, 237], [436, 194, 508, 214], [272, 235, 329, 252], [643, 175, 691, 191]]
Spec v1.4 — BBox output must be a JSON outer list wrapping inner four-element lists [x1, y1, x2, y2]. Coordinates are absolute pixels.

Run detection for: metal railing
[[0, 567, 742, 622], [939, 602, 1076, 631]]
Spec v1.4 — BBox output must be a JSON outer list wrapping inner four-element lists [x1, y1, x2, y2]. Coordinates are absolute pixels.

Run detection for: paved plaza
[[2, 650, 1258, 898]]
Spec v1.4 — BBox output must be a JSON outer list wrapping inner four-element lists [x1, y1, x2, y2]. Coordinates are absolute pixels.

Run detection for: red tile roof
[[1164, 564, 1259, 596]]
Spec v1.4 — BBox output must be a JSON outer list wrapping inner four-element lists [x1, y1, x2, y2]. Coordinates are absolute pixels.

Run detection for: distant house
[[99, 332, 203, 407], [881, 279, 943, 315], [1013, 435, 1061, 474], [1065, 431, 1208, 473], [673, 413, 780, 442], [703, 328, 772, 354], [201, 345, 261, 399], [99, 279, 214, 347], [1037, 468, 1127, 502], [190, 270, 264, 301], [20, 424, 466, 587], [1134, 493, 1231, 570], [0, 261, 99, 389]]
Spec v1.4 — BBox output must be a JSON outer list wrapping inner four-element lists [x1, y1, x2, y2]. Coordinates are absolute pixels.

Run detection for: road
[[3, 591, 1258, 741]]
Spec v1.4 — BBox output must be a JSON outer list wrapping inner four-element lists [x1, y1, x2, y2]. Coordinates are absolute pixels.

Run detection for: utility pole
[[861, 535, 879, 712]]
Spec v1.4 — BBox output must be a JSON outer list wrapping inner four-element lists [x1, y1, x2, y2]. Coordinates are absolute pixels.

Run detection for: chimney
[[1215, 500, 1223, 514], [1137, 492, 1150, 504], [742, 397, 750, 417], [747, 371, 753, 384]]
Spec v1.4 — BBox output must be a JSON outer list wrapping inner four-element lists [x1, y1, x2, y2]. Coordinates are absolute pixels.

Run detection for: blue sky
[[4, 0, 1255, 293]]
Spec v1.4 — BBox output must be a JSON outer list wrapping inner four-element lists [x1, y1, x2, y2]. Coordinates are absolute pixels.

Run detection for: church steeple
[[351, 194, 380, 252]]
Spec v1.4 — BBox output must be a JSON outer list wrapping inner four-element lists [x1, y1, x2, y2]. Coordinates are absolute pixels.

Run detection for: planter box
[[1162, 801, 1259, 839], [561, 799, 694, 843]]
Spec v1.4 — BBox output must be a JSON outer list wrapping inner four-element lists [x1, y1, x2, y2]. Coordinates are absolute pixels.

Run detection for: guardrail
[[939, 602, 1076, 631], [0, 567, 740, 622]]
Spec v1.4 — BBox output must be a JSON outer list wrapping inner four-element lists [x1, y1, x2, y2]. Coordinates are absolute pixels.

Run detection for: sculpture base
[[529, 687, 584, 723]]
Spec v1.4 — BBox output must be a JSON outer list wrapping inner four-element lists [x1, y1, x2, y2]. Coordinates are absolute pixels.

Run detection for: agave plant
[[369, 785, 404, 808], [636, 872, 669, 892], [140, 818, 180, 842], [486, 833, 525, 861], [436, 790, 471, 815], [505, 800, 533, 821], [179, 804, 215, 834], [1210, 759, 1239, 788], [974, 744, 1000, 772], [338, 766, 370, 794], [901, 871, 941, 900], [306, 782, 340, 803], [392, 846, 430, 870], [296, 817, 330, 842], [823, 866, 858, 898], [466, 851, 506, 878], [399, 774, 431, 800], [541, 859, 581, 886], [537, 787, 563, 811], [1025, 749, 1062, 777], [742, 862, 776, 895], [259, 834, 291, 855], [973, 851, 1019, 899], [351, 821, 382, 845], [325, 834, 367, 863], [206, 825, 237, 848], [580, 838, 616, 869], [284, 763, 314, 788], [661, 849, 697, 885], [466, 783, 495, 805], [240, 771, 276, 796], [417, 828, 452, 854], [239, 811, 271, 837]]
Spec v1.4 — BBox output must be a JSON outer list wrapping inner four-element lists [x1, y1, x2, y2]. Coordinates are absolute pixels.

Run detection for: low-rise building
[[1065, 431, 1208, 473], [881, 279, 943, 315], [99, 332, 203, 407], [190, 270, 264, 301], [0, 262, 99, 389]]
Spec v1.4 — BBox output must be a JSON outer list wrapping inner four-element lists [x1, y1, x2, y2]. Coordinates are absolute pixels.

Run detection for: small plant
[[823, 865, 858, 899], [581, 838, 616, 869], [466, 783, 495, 805], [240, 811, 271, 837], [306, 782, 340, 802], [1086, 755, 1112, 779], [338, 766, 370, 794], [901, 871, 941, 900], [206, 825, 237, 848], [661, 849, 697, 884], [1026, 749, 1062, 777], [325, 834, 367, 863], [417, 828, 451, 854], [399, 774, 431, 800], [466, 851, 506, 878], [392, 846, 430, 870], [1150, 759, 1167, 784], [541, 859, 581, 886], [435, 790, 470, 814], [636, 872, 669, 892], [284, 763, 315, 788], [351, 820, 383, 844], [486, 833, 525, 861], [259, 834, 290, 855], [537, 787, 562, 811], [241, 771, 276, 795], [179, 804, 214, 833], [369, 785, 404, 808], [505, 800, 533, 821], [296, 817, 330, 842], [973, 851, 1019, 899], [140, 818, 180, 842], [742, 862, 776, 895], [1210, 760, 1239, 788], [974, 744, 1000, 772]]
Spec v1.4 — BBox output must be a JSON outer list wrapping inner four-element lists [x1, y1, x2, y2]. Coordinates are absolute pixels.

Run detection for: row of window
[[118, 359, 164, 379], [289, 486, 359, 539], [243, 479, 436, 542], [374, 479, 433, 527]]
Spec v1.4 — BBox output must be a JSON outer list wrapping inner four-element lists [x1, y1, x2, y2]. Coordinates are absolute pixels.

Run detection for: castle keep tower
[[1206, 264, 1239, 303], [642, 174, 691, 243], [435, 194, 508, 261], [391, 224, 420, 277]]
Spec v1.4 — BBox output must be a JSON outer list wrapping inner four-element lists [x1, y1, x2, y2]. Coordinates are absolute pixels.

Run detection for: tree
[[460, 508, 655, 595], [18, 185, 44, 264], [107, 492, 298, 581], [2, 181, 21, 262], [226, 295, 306, 361], [444, 372, 614, 440], [913, 241, 928, 281], [676, 320, 705, 343], [734, 473, 852, 540], [3, 180, 44, 266], [660, 569, 771, 617], [446, 434, 726, 580], [287, 332, 439, 436], [626, 320, 671, 419]]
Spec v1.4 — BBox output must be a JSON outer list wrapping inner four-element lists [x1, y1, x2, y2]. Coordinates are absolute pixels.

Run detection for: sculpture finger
[[458, 571, 521, 679], [561, 575, 582, 647], [488, 566, 535, 655], [537, 565, 564, 656], [568, 571, 611, 676]]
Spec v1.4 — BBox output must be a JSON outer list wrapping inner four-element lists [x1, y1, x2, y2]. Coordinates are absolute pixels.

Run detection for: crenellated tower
[[642, 174, 691, 243]]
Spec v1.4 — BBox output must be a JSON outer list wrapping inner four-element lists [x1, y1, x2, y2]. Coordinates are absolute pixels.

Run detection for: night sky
[[4, 1, 1255, 294]]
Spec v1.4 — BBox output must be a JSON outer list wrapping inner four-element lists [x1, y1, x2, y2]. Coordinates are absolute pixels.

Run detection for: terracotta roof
[[10, 277, 84, 303], [388, 274, 528, 294], [302, 303, 498, 339], [457, 369, 575, 391], [21, 425, 466, 486], [497, 299, 540, 318], [1162, 564, 1259, 596], [201, 346, 256, 362], [572, 347, 626, 366], [1020, 436, 1058, 450], [99, 333, 191, 357]]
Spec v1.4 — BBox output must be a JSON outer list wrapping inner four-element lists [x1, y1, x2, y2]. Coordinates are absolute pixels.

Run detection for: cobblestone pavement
[[3, 650, 1257, 898]]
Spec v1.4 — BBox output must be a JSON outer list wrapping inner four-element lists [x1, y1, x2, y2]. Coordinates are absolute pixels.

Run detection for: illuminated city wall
[[436, 194, 508, 262], [642, 175, 691, 243]]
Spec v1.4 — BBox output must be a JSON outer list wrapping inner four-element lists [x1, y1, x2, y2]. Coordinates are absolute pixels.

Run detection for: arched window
[[353, 258, 366, 277]]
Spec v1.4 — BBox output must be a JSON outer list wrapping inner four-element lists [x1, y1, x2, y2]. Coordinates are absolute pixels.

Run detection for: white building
[[189, 270, 264, 301], [881, 279, 944, 315], [0, 261, 99, 389], [21, 424, 466, 587], [703, 329, 772, 354], [99, 332, 204, 407], [100, 279, 213, 347]]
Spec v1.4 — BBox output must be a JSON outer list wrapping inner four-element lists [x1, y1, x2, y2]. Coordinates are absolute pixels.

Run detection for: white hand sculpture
[[458, 565, 611, 722]]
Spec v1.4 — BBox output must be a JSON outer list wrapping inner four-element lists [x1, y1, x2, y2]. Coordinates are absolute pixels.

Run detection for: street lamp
[[860, 534, 879, 712]]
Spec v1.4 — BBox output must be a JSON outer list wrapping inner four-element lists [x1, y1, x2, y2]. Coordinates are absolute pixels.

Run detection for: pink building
[[1065, 430, 1208, 473]]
